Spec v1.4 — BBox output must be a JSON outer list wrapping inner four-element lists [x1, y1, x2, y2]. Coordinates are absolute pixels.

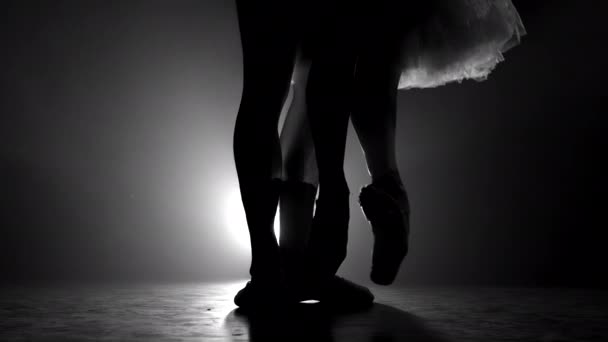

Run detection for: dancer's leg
[[349, 1, 432, 180], [280, 60, 318, 188], [350, 31, 407, 203], [349, 0, 406, 182], [304, 40, 376, 307], [305, 23, 358, 279], [278, 58, 318, 291], [234, 1, 296, 285], [279, 57, 318, 248], [349, 3, 412, 285], [279, 55, 374, 309]]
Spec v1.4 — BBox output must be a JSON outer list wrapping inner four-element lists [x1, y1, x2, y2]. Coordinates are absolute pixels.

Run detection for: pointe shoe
[[359, 182, 410, 285]]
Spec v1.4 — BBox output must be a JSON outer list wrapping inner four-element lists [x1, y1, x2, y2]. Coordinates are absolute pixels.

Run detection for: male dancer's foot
[[280, 180, 374, 310], [234, 249, 286, 311], [359, 171, 410, 285], [234, 179, 285, 312], [234, 278, 286, 311]]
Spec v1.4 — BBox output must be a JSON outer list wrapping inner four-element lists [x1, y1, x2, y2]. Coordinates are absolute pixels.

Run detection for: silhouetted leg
[[300, 89, 376, 306], [350, 31, 407, 204], [233, 1, 296, 289], [350, 6, 411, 285], [280, 59, 318, 187], [278, 58, 318, 285], [305, 30, 358, 280], [279, 58, 318, 243]]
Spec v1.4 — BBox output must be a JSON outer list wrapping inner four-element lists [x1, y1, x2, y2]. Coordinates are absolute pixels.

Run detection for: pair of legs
[[233, 2, 369, 307], [286, 1, 411, 284], [233, 1, 410, 309]]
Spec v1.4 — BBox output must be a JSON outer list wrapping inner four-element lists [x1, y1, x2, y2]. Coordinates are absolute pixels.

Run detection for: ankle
[[370, 171, 409, 212], [372, 170, 403, 188]]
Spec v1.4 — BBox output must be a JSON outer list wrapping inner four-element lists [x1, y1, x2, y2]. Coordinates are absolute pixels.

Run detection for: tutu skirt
[[398, 0, 526, 89]]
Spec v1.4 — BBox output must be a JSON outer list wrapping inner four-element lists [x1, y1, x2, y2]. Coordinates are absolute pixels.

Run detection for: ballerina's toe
[[359, 184, 410, 285]]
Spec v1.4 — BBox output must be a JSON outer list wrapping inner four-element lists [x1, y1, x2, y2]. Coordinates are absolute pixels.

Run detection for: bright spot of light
[[224, 186, 280, 253]]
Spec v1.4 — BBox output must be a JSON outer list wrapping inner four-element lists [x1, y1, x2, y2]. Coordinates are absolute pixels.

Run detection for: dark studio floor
[[1, 281, 607, 341]]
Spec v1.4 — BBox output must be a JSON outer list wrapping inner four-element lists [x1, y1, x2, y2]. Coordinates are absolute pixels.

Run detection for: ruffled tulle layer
[[398, 0, 526, 89]]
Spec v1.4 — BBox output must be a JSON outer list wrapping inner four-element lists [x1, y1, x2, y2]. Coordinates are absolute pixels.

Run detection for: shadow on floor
[[224, 303, 450, 342]]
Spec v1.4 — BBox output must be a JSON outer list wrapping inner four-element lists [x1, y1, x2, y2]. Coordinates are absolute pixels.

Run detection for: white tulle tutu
[[398, 0, 526, 89]]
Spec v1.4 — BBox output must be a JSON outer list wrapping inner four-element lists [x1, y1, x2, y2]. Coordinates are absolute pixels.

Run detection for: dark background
[[1, 0, 606, 287]]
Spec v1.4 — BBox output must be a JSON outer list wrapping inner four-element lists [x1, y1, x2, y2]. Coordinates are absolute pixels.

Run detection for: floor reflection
[[224, 302, 449, 342], [2, 282, 606, 341]]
